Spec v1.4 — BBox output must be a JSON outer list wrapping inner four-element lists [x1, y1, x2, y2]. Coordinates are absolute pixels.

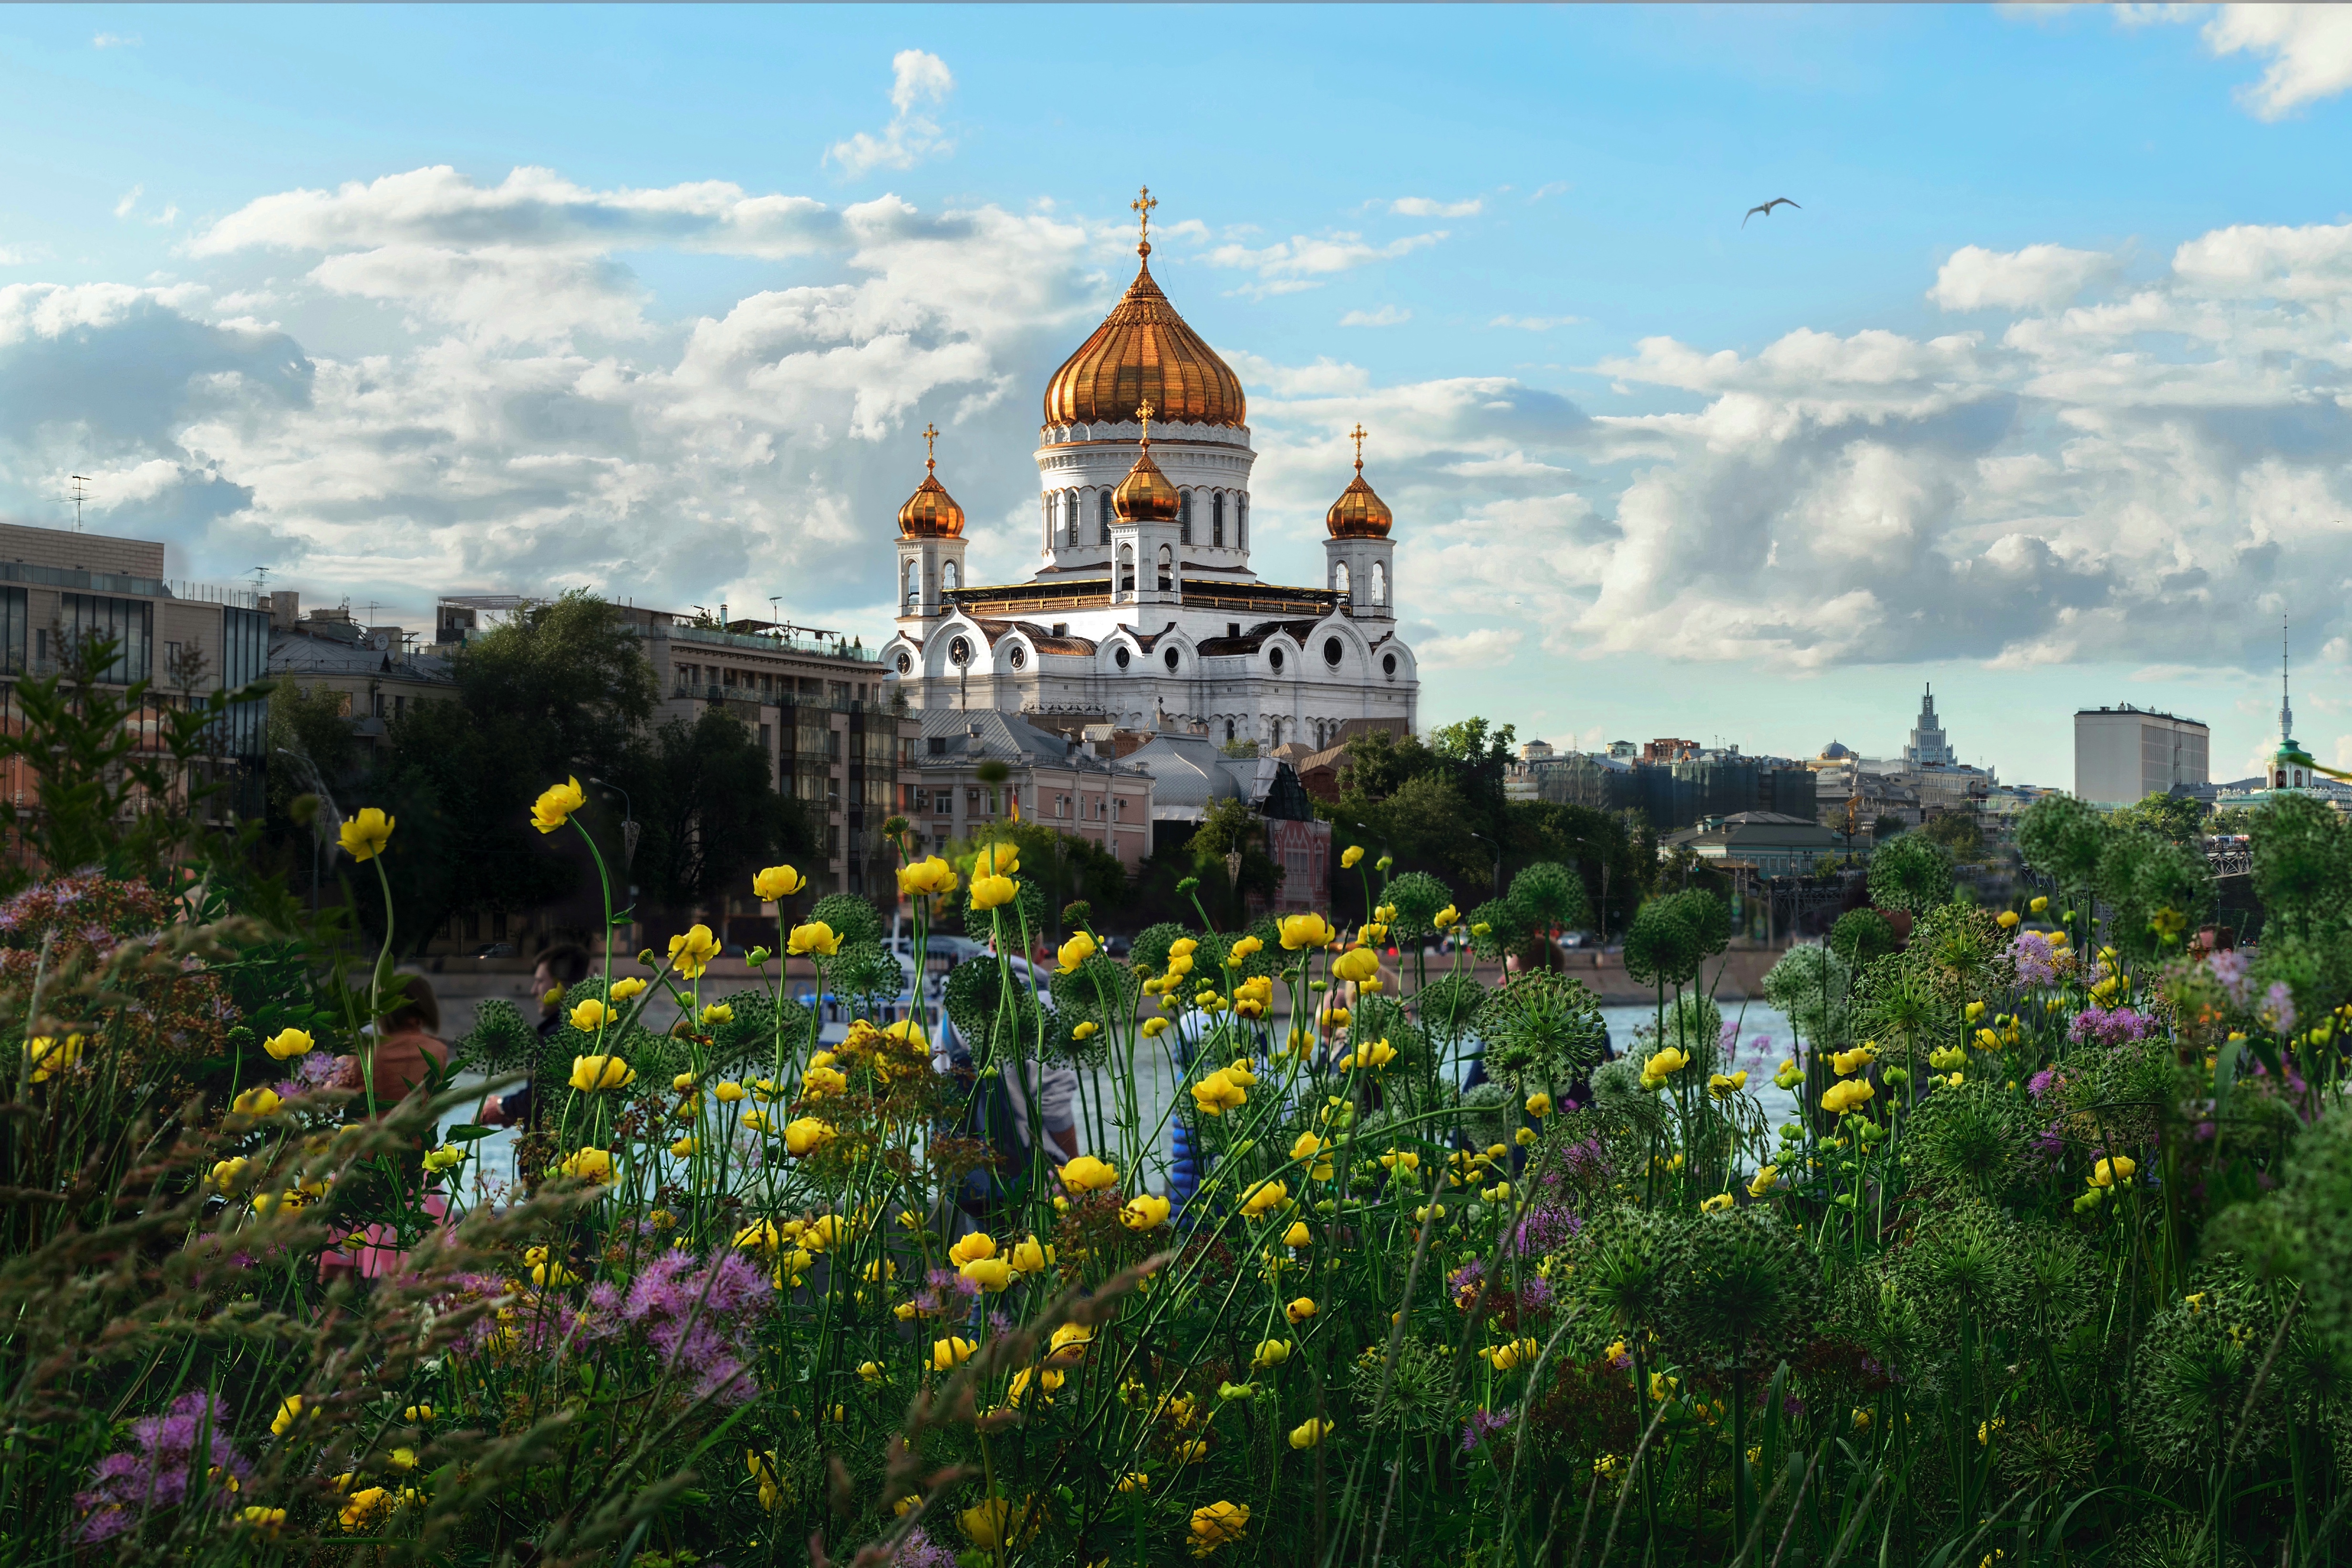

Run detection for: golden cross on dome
[[1132, 185, 1157, 255], [1136, 399, 1154, 446], [1349, 422, 1367, 472], [922, 422, 939, 472]]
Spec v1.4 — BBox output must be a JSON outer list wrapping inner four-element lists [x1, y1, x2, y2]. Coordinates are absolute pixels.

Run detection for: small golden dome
[[1044, 190, 1245, 430], [1113, 401, 1182, 524], [897, 423, 965, 539], [1326, 423, 1393, 539]]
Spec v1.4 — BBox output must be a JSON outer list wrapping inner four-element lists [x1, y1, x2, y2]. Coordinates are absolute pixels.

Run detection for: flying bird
[[1742, 197, 1801, 227]]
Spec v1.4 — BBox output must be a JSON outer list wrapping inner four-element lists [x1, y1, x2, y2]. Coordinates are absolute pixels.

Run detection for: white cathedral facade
[[879, 206, 1419, 753]]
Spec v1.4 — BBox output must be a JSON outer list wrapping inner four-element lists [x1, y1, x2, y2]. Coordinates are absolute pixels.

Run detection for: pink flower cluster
[[583, 1251, 773, 1404], [2068, 1006, 2153, 1047], [73, 1392, 252, 1542]]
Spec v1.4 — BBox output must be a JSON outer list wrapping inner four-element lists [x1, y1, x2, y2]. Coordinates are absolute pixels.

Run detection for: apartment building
[[266, 591, 457, 762], [618, 608, 920, 908], [0, 520, 269, 812], [907, 708, 1154, 872]]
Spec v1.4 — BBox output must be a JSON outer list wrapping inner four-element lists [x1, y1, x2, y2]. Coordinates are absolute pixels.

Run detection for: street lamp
[[1467, 829, 1502, 897], [588, 777, 639, 868]]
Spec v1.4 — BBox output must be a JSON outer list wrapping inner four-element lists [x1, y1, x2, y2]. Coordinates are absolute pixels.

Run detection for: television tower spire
[[2282, 614, 2294, 742]]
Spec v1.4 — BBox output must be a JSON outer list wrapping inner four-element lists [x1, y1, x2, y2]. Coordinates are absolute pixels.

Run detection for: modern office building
[[2074, 705, 2209, 806]]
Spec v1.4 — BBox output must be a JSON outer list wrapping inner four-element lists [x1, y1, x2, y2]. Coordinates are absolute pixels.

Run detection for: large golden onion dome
[[1112, 402, 1183, 523], [896, 423, 965, 539], [1043, 192, 1245, 429], [1325, 423, 1394, 539]]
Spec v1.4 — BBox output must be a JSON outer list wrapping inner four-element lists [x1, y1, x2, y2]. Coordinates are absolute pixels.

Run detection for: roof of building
[[269, 625, 453, 683], [1042, 246, 1246, 429], [1119, 732, 1316, 821], [911, 707, 1141, 775]]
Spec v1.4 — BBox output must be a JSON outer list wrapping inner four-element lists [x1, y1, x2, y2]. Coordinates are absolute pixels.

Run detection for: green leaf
[[442, 1124, 498, 1141]]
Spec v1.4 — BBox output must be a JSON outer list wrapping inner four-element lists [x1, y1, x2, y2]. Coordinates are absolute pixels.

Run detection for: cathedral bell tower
[[894, 423, 969, 625], [1108, 401, 1183, 609], [1321, 423, 1395, 621]]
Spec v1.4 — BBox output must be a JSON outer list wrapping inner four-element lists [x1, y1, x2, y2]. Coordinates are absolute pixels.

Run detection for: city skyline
[[3, 6, 2350, 784]]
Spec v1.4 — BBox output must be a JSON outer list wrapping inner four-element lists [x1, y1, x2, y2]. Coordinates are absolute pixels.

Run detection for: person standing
[[476, 943, 591, 1129]]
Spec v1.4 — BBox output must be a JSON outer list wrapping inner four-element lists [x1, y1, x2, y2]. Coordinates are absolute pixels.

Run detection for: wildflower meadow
[[8, 715, 2352, 1568]]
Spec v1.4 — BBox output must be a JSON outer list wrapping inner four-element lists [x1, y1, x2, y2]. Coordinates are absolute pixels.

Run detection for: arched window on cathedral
[[1065, 492, 1079, 550], [1370, 561, 1387, 606], [1156, 544, 1174, 593], [1212, 492, 1225, 547], [1098, 489, 1113, 544], [1225, 717, 1235, 743], [1179, 490, 1192, 545], [1118, 543, 1135, 596], [903, 558, 919, 608], [1236, 496, 1246, 552], [1333, 561, 1351, 597], [941, 560, 959, 591]]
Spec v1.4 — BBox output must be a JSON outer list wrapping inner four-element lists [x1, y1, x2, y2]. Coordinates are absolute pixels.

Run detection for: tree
[[2111, 791, 2209, 848], [1871, 814, 1908, 841], [1921, 811, 1985, 862], [950, 818, 1130, 939], [1186, 797, 1283, 917], [264, 682, 360, 813], [631, 708, 813, 917]]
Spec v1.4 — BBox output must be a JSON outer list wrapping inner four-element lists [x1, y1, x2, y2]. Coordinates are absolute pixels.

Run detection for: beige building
[[0, 520, 269, 814], [267, 591, 457, 763], [618, 607, 921, 909], [906, 708, 1155, 872]]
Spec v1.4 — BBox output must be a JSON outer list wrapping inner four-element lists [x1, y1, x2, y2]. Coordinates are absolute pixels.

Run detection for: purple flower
[[1448, 1258, 1487, 1305], [2026, 1067, 2059, 1101], [1514, 1205, 1581, 1256], [2010, 931, 2062, 987], [72, 1392, 252, 1542], [615, 1252, 772, 1404], [1461, 1407, 1514, 1454], [891, 1528, 958, 1568], [2030, 1122, 2064, 1159], [1518, 1275, 1556, 1313], [2068, 1006, 2152, 1047], [2208, 949, 2250, 1005], [2262, 982, 2297, 1035]]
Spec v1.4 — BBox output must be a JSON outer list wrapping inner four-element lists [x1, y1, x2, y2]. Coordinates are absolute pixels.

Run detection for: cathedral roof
[[896, 427, 964, 539], [1325, 427, 1393, 538], [1043, 245, 1246, 430]]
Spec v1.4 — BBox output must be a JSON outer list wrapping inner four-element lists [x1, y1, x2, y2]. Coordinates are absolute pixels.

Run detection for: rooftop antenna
[[67, 474, 91, 532], [2282, 613, 2294, 741]]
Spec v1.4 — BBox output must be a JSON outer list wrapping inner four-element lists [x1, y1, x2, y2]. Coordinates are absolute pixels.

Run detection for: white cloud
[[92, 31, 140, 47], [1388, 197, 1482, 218], [1418, 626, 1523, 668], [827, 50, 956, 177], [2203, 3, 2352, 118], [1206, 229, 1446, 299], [1338, 305, 1409, 327], [1928, 243, 2118, 310], [1490, 314, 1582, 331], [1528, 183, 1571, 203], [114, 186, 141, 219]]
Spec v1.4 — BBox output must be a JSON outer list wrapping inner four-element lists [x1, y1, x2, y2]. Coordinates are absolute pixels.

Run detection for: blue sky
[[3, 3, 2351, 784]]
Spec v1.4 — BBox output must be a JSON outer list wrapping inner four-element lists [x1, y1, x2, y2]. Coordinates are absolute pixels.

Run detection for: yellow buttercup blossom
[[1288, 1417, 1329, 1449], [783, 1116, 838, 1157], [1057, 929, 1098, 972], [1701, 1193, 1734, 1213], [263, 1026, 314, 1061], [969, 874, 1018, 911], [1339, 1038, 1399, 1072], [931, 1335, 977, 1371], [1997, 909, 2020, 929], [339, 806, 395, 861], [2089, 1154, 2136, 1188], [569, 1054, 634, 1092], [1434, 904, 1460, 930], [231, 1086, 281, 1117], [1821, 1079, 1875, 1116], [1831, 1043, 1877, 1077], [609, 977, 646, 1001], [898, 855, 959, 897], [1192, 1500, 1252, 1557], [1747, 1165, 1780, 1197], [1254, 1337, 1293, 1369], [701, 1002, 735, 1028], [529, 777, 585, 835], [1192, 1069, 1248, 1115], [1341, 845, 1364, 868], [1285, 1296, 1318, 1323], [1121, 1193, 1172, 1230], [1280, 912, 1337, 950], [787, 921, 841, 957], [1707, 1071, 1748, 1099], [570, 998, 613, 1032], [1142, 1016, 1171, 1039], [972, 841, 1020, 878], [2029, 896, 2049, 914], [1332, 948, 1381, 984], [1291, 1131, 1335, 1180], [1059, 1155, 1118, 1192], [753, 864, 806, 901], [1010, 1235, 1053, 1273], [1641, 1047, 1689, 1087], [1524, 1092, 1553, 1117], [950, 1232, 999, 1266], [558, 1146, 613, 1182], [1241, 1177, 1289, 1218], [960, 1257, 1013, 1292], [209, 1156, 251, 1193], [668, 924, 719, 980]]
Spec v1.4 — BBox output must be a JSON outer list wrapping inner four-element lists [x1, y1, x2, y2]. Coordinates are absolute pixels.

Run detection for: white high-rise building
[[880, 195, 1419, 753], [2074, 705, 2209, 805]]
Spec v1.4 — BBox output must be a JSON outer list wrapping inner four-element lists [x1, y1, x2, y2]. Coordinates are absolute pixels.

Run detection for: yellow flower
[[1117, 1472, 1151, 1495], [857, 1360, 884, 1387], [931, 1335, 977, 1372], [1142, 1016, 1171, 1039], [1434, 904, 1460, 930], [1997, 909, 2021, 929], [1341, 845, 1365, 868], [1191, 1500, 1251, 1556], [262, 1027, 314, 1062], [691, 1002, 734, 1030], [960, 1257, 1014, 1292], [559, 1146, 613, 1183], [1057, 929, 1098, 972], [784, 1117, 838, 1157], [1060, 1154, 1118, 1192], [1008, 1365, 1065, 1404], [609, 977, 646, 1001], [1192, 1069, 1248, 1115], [742, 1109, 771, 1133], [1483, 1337, 1541, 1372], [237, 1506, 287, 1536], [1241, 1177, 1289, 1218], [801, 1064, 847, 1097], [270, 1395, 314, 1436], [1121, 1193, 1172, 1231], [231, 1087, 281, 1117], [528, 776, 586, 835], [570, 998, 614, 1033], [972, 841, 1020, 878], [1285, 1296, 1318, 1324], [1282, 1219, 1312, 1248], [787, 921, 841, 957], [339, 1485, 393, 1531], [1010, 1234, 1054, 1274], [670, 1136, 696, 1158], [1747, 1165, 1780, 1198], [1291, 1131, 1336, 1180], [1701, 1193, 1735, 1213], [898, 855, 960, 897], [1287, 1416, 1329, 1449], [338, 806, 395, 861], [748, 1449, 790, 1514], [403, 1404, 434, 1423], [667, 924, 719, 980], [1707, 1071, 1748, 1099], [2089, 1154, 2136, 1188], [1379, 1148, 1421, 1174], [714, 1080, 746, 1104], [569, 1054, 634, 1092], [1523, 1091, 1553, 1118], [969, 874, 1018, 911], [1821, 1079, 1875, 1116], [1230, 934, 1264, 965], [1332, 948, 1381, 984], [209, 1156, 251, 1193], [1356, 922, 1389, 947], [753, 864, 806, 901], [1338, 1038, 1399, 1072], [1047, 1322, 1095, 1365], [1280, 912, 1337, 950], [1640, 1047, 1689, 1086], [2028, 895, 2050, 914], [1831, 1043, 1877, 1077]]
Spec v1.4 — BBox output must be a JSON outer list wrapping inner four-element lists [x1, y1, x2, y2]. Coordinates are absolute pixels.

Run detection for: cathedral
[[879, 192, 1420, 753]]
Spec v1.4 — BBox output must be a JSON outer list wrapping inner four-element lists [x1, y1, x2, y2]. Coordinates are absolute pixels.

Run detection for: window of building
[[61, 593, 152, 684], [395, 694, 407, 718], [1098, 489, 1112, 544], [758, 723, 771, 750], [373, 691, 386, 718], [1212, 493, 1225, 547], [929, 736, 948, 755], [1113, 797, 1125, 821], [1179, 490, 1192, 544], [1237, 496, 1246, 551], [827, 824, 840, 857], [1057, 794, 1069, 818]]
